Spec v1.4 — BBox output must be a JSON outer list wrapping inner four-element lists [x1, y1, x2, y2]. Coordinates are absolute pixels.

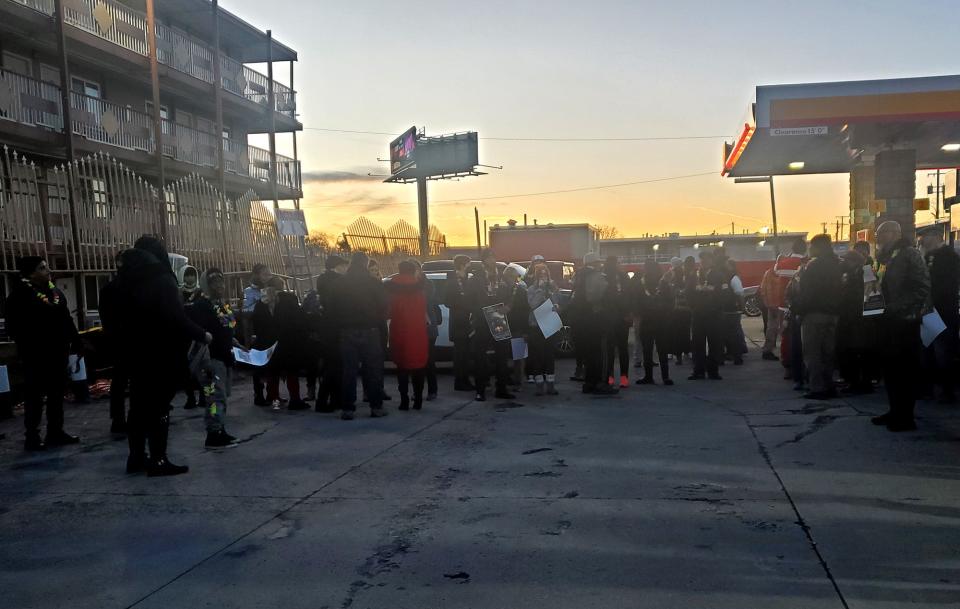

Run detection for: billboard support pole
[[417, 176, 429, 258], [474, 206, 482, 257]]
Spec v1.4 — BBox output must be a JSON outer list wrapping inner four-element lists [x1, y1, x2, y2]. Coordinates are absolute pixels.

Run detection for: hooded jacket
[[329, 254, 388, 330], [114, 247, 206, 379]]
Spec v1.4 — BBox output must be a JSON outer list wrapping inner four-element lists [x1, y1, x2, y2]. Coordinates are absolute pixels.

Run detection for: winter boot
[[146, 416, 188, 477], [545, 374, 559, 396]]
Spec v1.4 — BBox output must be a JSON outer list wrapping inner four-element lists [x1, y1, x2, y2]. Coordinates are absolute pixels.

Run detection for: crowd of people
[[5, 218, 957, 475], [758, 220, 958, 432]]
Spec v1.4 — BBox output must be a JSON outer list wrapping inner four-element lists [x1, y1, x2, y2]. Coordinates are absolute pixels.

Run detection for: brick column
[[849, 163, 875, 242], [874, 149, 917, 241]]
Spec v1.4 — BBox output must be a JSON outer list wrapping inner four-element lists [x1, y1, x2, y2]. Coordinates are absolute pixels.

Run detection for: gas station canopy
[[722, 74, 960, 177]]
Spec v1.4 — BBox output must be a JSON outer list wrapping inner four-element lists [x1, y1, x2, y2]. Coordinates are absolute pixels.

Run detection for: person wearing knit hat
[[571, 252, 617, 395], [6, 256, 82, 450]]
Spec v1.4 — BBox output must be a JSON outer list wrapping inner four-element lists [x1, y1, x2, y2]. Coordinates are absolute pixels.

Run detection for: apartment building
[[0, 0, 304, 323]]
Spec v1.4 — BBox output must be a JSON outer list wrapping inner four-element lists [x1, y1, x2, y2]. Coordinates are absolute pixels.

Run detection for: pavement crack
[[123, 398, 477, 609], [743, 417, 851, 609], [774, 415, 839, 448]]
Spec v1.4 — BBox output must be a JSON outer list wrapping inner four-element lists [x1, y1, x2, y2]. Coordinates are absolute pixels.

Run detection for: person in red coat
[[388, 260, 430, 410]]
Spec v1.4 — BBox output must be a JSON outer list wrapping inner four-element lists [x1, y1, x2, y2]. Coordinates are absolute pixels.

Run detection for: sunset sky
[[235, 0, 958, 244]]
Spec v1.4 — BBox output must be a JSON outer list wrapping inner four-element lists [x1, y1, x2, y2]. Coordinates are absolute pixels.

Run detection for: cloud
[[301, 168, 384, 184], [302, 189, 407, 214]]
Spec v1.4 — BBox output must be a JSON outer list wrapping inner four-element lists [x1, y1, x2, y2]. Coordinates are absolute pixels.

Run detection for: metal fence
[[341, 217, 447, 258], [0, 145, 285, 274]]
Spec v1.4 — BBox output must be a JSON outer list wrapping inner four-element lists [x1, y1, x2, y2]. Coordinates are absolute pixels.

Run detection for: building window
[[86, 178, 108, 219], [2, 51, 32, 77], [165, 190, 178, 226], [83, 274, 111, 312]]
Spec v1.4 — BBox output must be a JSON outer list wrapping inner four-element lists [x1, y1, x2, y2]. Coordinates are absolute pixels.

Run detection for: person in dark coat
[[445, 255, 474, 391], [873, 221, 930, 432], [366, 258, 392, 402], [921, 231, 960, 402], [836, 250, 872, 394], [794, 234, 842, 400], [309, 254, 348, 412], [574, 252, 617, 395], [330, 252, 389, 419], [689, 251, 724, 381], [635, 259, 675, 385], [99, 251, 128, 435], [669, 257, 694, 364], [388, 261, 430, 410], [242, 263, 272, 406], [6, 256, 82, 451], [466, 250, 515, 401], [603, 256, 632, 388], [251, 277, 308, 410], [114, 237, 210, 476]]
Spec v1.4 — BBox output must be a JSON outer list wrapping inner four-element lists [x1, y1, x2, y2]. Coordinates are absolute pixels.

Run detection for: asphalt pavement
[[1, 318, 959, 609]]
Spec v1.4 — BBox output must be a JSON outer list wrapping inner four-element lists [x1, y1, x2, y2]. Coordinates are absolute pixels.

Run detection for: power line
[[433, 171, 717, 203], [302, 127, 732, 142], [302, 170, 717, 208]]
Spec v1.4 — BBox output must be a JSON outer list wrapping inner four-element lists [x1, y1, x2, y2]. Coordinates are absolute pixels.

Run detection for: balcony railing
[[0, 69, 62, 130], [6, 0, 296, 118], [71, 91, 153, 152], [0, 69, 301, 192]]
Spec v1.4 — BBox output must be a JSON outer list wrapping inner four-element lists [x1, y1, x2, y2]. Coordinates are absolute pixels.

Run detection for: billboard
[[389, 126, 417, 175], [414, 132, 479, 177]]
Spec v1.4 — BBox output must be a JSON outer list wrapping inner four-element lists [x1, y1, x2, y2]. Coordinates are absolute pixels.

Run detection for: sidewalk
[[1, 318, 959, 609]]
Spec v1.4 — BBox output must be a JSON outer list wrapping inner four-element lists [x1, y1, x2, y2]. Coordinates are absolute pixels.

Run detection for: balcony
[[6, 0, 297, 119], [0, 69, 301, 193]]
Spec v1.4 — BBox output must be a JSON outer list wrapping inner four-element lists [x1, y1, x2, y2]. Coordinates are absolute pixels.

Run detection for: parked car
[[742, 286, 763, 317]]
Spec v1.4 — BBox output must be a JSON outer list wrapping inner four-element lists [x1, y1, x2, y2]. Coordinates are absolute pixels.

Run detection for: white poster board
[[533, 299, 563, 339], [232, 342, 277, 367]]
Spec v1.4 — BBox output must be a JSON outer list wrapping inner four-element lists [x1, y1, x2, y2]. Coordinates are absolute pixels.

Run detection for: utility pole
[[53, 0, 85, 328], [474, 207, 482, 258], [145, 0, 166, 241]]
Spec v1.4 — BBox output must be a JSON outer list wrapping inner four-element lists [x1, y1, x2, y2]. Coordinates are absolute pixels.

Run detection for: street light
[[652, 243, 660, 262], [735, 176, 779, 255]]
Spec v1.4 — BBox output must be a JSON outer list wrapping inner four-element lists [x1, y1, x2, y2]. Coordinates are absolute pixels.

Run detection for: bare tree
[[596, 225, 621, 240], [305, 230, 333, 251]]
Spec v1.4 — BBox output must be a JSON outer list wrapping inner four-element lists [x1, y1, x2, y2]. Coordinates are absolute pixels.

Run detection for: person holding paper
[[243, 263, 272, 406], [836, 250, 872, 394], [6, 256, 82, 451], [527, 262, 561, 395], [503, 266, 530, 392], [466, 250, 514, 401], [873, 221, 930, 432], [921, 231, 960, 403]]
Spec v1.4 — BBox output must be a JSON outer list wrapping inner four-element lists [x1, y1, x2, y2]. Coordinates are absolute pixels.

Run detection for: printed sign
[[275, 209, 308, 237], [482, 303, 512, 342], [770, 126, 828, 136]]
